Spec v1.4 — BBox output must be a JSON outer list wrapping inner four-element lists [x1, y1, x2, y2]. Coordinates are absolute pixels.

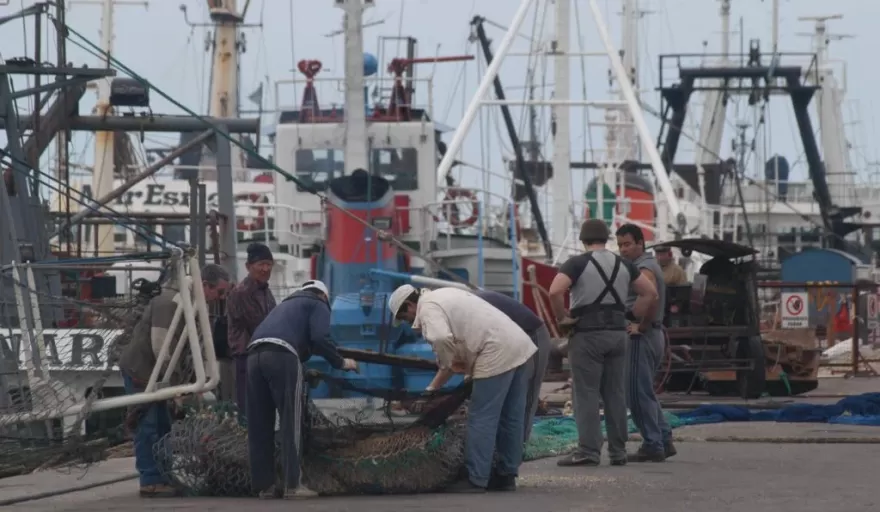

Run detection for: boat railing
[[388, 187, 519, 252], [272, 75, 436, 119], [238, 203, 324, 258]]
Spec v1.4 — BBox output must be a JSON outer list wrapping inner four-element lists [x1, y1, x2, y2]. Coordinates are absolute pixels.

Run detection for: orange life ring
[[442, 187, 480, 227]]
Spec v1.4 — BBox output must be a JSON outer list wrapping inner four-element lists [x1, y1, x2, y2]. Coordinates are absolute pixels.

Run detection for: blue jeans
[[122, 373, 172, 487], [465, 363, 529, 488], [627, 330, 672, 452]]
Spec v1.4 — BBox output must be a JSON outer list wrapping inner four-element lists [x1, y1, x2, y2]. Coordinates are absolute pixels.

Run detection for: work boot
[[488, 473, 517, 491], [627, 446, 666, 463], [283, 486, 319, 499], [445, 478, 487, 494], [258, 488, 279, 499], [556, 452, 600, 467], [139, 484, 180, 498], [664, 440, 677, 459]]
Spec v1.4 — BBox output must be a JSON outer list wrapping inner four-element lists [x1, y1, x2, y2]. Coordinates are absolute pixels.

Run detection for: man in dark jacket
[[118, 264, 231, 498], [246, 280, 358, 500], [226, 243, 277, 415]]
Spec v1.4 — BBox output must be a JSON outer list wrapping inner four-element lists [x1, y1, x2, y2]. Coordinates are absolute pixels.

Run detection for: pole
[[58, 130, 213, 232], [771, 0, 779, 54], [93, 0, 116, 255], [207, 0, 244, 181], [551, 0, 571, 259], [435, 0, 537, 186], [588, 0, 685, 233], [56, 0, 71, 255], [337, 0, 370, 173], [368, 268, 472, 291]]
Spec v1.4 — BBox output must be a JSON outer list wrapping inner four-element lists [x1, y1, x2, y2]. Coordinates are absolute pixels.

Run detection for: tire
[[736, 336, 766, 399]]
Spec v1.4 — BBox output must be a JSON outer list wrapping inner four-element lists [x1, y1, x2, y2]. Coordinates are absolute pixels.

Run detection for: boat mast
[[551, 0, 571, 259], [337, 0, 372, 173], [798, 14, 854, 209], [618, 0, 639, 160], [206, 0, 246, 181], [92, 0, 116, 256], [83, 0, 147, 255], [693, 0, 731, 237]]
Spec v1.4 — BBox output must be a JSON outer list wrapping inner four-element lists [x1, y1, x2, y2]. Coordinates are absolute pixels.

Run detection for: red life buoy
[[236, 193, 268, 231], [442, 187, 480, 227]]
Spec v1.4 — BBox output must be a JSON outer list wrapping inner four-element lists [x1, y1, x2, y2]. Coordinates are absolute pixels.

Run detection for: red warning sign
[[785, 295, 804, 316], [781, 292, 808, 328]]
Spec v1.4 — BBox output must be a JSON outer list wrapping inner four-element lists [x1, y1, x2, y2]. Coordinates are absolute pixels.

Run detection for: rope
[[59, 21, 478, 292], [0, 149, 172, 248], [0, 473, 138, 506]]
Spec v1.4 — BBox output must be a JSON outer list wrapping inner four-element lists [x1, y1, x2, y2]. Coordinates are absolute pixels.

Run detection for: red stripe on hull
[[325, 203, 398, 264]]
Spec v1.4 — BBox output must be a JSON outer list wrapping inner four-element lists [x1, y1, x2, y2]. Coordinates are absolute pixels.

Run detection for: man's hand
[[450, 360, 468, 374], [558, 316, 577, 327], [627, 323, 647, 335], [342, 358, 360, 373], [558, 316, 577, 336]]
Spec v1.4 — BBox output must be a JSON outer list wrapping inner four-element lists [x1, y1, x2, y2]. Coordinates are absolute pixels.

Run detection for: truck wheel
[[736, 336, 766, 399]]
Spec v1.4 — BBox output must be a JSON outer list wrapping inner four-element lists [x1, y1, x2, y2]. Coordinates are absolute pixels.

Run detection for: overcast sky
[[2, 0, 879, 208]]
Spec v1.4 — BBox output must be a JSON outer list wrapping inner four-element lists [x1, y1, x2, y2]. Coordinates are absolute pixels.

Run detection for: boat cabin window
[[163, 225, 187, 244], [295, 149, 344, 192], [295, 148, 419, 192], [371, 148, 418, 191]]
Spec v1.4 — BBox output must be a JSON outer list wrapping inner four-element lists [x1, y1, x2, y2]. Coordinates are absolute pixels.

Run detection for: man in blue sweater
[[245, 280, 358, 500]]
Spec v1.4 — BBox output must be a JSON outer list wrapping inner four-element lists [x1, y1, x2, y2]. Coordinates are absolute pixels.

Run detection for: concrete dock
[[2, 376, 877, 512]]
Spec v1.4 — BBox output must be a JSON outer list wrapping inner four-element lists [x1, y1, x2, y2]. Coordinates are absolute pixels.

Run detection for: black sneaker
[[627, 448, 666, 463], [664, 441, 677, 459], [556, 453, 600, 467], [609, 458, 627, 466], [488, 474, 516, 491], [445, 478, 487, 494]]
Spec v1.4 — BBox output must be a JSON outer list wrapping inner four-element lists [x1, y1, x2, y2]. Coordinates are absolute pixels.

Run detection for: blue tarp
[[674, 392, 880, 426]]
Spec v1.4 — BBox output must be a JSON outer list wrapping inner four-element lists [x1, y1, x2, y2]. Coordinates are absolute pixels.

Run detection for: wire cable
[[59, 19, 480, 290]]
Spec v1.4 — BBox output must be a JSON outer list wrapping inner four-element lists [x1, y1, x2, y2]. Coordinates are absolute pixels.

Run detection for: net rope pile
[[0, 256, 175, 478], [154, 375, 473, 496]]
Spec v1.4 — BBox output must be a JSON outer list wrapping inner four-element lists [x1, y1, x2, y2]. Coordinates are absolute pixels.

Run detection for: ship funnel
[[765, 155, 790, 201]]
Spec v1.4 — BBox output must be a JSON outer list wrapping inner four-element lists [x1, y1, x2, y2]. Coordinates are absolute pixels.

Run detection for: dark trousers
[[122, 373, 171, 487], [524, 325, 552, 442], [235, 355, 248, 417], [246, 346, 305, 492], [627, 329, 672, 452], [569, 330, 629, 462]]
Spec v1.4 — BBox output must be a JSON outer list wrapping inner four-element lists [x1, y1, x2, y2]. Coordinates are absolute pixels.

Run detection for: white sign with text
[[781, 292, 809, 328], [0, 329, 125, 371]]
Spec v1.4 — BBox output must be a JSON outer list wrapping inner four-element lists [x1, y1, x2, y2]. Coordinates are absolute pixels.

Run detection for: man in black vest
[[548, 220, 658, 467]]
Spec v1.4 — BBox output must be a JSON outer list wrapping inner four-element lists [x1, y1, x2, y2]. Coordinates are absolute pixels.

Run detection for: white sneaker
[[283, 486, 319, 499]]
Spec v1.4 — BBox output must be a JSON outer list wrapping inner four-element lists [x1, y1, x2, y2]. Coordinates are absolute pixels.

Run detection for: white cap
[[300, 280, 329, 297], [388, 284, 417, 326]]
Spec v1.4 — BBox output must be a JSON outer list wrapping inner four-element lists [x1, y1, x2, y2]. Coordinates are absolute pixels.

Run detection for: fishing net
[[154, 371, 472, 497], [0, 255, 175, 478]]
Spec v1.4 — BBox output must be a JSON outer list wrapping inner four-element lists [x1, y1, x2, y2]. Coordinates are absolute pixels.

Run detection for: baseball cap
[[388, 284, 417, 326], [300, 280, 329, 297]]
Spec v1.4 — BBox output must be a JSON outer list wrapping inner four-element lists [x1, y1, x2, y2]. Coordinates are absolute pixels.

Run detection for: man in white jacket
[[389, 285, 537, 493]]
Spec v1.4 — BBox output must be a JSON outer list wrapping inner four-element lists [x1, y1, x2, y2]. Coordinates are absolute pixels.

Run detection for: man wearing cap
[[616, 223, 676, 462], [548, 219, 659, 467], [246, 280, 359, 500], [388, 285, 536, 493], [655, 246, 688, 286], [422, 288, 550, 443], [226, 242, 277, 415]]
